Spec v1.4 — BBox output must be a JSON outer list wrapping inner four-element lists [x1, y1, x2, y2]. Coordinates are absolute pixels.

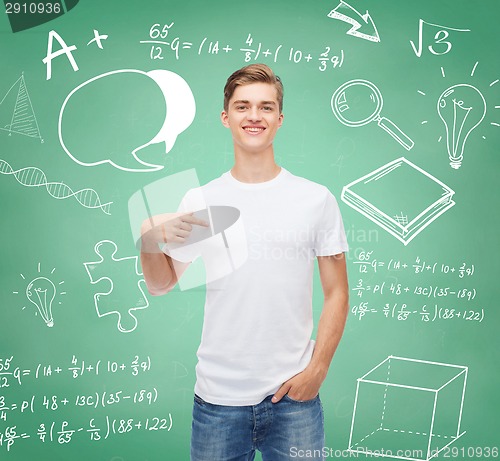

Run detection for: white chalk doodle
[[437, 84, 486, 169], [13, 263, 66, 327], [87, 29, 108, 48], [83, 240, 149, 333], [348, 356, 468, 461], [0, 73, 43, 142], [0, 159, 112, 214], [327, 1, 380, 43], [59, 69, 196, 172], [26, 277, 56, 327], [341, 158, 455, 245], [140, 23, 345, 73], [410, 20, 470, 58], [331, 79, 414, 150]]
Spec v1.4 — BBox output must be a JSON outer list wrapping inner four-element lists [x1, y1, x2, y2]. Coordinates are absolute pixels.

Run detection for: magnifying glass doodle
[[331, 79, 414, 151]]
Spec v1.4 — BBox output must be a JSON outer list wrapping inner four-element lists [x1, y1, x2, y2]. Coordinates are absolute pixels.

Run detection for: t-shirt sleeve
[[313, 190, 349, 256]]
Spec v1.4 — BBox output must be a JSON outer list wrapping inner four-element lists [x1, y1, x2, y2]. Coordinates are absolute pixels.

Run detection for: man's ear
[[221, 111, 230, 128], [278, 112, 284, 128]]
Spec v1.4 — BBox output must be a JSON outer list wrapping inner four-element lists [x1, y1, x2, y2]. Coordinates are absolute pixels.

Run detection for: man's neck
[[231, 148, 281, 183]]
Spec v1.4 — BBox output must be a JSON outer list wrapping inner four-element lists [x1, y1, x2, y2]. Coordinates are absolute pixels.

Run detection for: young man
[[140, 64, 349, 460]]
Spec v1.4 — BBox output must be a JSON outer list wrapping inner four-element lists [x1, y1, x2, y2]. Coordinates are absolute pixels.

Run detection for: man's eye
[[262, 106, 273, 111], [236, 106, 247, 110]]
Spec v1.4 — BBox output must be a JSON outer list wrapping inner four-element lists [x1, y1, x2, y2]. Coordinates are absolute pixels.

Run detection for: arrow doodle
[[0, 159, 112, 214], [327, 1, 380, 43]]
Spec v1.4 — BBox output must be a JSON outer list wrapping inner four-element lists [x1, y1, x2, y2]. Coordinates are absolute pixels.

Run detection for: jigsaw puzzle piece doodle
[[83, 240, 149, 333]]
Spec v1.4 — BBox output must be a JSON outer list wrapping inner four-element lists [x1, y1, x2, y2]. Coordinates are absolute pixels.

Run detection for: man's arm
[[272, 252, 349, 402], [140, 243, 185, 296]]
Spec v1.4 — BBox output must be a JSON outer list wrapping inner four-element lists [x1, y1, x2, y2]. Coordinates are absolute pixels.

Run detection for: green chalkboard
[[1, 0, 498, 460]]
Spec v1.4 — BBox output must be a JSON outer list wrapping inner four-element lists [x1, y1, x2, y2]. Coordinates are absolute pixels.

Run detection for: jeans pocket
[[283, 393, 319, 403]]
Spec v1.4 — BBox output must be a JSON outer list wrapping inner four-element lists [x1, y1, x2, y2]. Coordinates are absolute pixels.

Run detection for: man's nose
[[247, 106, 261, 121]]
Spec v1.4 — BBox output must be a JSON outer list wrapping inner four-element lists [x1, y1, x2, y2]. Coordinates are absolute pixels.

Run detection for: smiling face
[[221, 82, 284, 157]]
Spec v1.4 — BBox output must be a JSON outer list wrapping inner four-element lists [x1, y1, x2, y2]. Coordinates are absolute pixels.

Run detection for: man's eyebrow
[[231, 100, 277, 105]]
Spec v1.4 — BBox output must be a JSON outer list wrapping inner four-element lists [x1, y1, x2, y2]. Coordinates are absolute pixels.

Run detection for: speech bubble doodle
[[58, 69, 196, 172], [147, 69, 196, 155]]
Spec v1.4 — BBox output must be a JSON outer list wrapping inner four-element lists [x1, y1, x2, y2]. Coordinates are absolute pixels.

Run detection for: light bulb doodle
[[13, 263, 66, 326], [26, 277, 56, 327], [331, 79, 414, 150], [437, 84, 486, 169]]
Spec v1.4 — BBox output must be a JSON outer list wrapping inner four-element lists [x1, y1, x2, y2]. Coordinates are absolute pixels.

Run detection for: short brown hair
[[223, 64, 283, 113]]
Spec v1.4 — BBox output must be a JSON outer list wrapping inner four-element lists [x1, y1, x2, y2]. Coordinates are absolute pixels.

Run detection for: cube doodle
[[348, 356, 468, 461]]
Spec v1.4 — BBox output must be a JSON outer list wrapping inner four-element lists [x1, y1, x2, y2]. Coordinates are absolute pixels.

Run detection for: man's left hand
[[271, 364, 326, 403]]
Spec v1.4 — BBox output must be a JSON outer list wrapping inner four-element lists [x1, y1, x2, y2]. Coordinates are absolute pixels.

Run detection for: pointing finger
[[182, 213, 209, 227]]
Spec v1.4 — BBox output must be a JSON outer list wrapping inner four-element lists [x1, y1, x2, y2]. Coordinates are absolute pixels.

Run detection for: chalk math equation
[[350, 251, 483, 323], [353, 251, 475, 277], [0, 388, 158, 421], [0, 355, 151, 388], [140, 22, 345, 73], [0, 414, 173, 452], [0, 355, 171, 452], [352, 301, 484, 323]]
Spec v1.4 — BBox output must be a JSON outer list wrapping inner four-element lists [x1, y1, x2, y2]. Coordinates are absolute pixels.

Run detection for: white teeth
[[244, 127, 264, 133]]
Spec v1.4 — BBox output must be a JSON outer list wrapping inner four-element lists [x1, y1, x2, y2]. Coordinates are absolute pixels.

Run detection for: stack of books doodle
[[341, 157, 455, 245]]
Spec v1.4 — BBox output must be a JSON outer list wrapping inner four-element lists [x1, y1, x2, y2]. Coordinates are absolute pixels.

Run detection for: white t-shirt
[[166, 168, 348, 405]]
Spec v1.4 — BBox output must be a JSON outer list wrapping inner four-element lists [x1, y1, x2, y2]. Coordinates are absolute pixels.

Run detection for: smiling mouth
[[243, 127, 265, 134]]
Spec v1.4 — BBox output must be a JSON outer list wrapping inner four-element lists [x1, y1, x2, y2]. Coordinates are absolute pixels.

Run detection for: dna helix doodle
[[0, 159, 112, 214]]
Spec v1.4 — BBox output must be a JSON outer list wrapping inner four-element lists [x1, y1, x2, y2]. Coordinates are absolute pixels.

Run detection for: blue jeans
[[191, 394, 325, 461]]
